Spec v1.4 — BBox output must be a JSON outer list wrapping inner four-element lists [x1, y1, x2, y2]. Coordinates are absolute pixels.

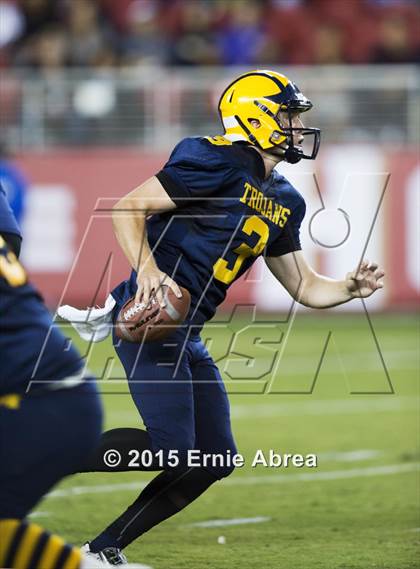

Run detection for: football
[[115, 285, 191, 343]]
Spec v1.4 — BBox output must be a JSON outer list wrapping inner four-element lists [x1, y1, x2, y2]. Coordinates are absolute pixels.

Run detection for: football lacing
[[123, 297, 157, 321]]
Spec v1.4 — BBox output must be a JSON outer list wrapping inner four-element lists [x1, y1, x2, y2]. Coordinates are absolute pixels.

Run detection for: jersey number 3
[[0, 236, 27, 287], [213, 216, 269, 285]]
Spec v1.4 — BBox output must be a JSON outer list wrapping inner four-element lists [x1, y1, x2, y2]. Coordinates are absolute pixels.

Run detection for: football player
[[76, 70, 385, 564], [0, 183, 148, 569]]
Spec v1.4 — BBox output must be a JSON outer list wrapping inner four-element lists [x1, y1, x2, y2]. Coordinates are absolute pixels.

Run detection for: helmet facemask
[[255, 99, 321, 164], [277, 106, 321, 164]]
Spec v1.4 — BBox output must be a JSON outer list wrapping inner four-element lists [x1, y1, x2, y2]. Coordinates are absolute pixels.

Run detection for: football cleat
[[218, 69, 321, 163], [80, 554, 110, 568], [80, 542, 154, 568], [80, 556, 153, 569], [81, 543, 110, 565], [101, 546, 128, 566]]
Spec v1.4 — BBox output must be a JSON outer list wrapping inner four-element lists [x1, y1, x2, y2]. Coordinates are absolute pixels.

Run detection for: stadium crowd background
[[0, 0, 418, 311], [0, 0, 419, 69]]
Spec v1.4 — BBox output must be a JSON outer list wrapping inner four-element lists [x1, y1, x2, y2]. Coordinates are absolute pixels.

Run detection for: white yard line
[[230, 396, 419, 419], [186, 517, 271, 528], [49, 481, 147, 498], [47, 462, 419, 500], [106, 396, 419, 424], [28, 511, 50, 519], [317, 449, 382, 462], [223, 463, 420, 486]]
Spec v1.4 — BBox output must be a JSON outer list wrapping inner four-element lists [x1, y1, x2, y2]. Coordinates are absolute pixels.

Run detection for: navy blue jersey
[[112, 137, 306, 329], [0, 188, 84, 395]]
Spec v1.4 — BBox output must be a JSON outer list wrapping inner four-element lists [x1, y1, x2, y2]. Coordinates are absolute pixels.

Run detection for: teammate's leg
[[0, 381, 103, 569], [0, 518, 147, 569], [0, 519, 84, 569], [0, 382, 102, 519]]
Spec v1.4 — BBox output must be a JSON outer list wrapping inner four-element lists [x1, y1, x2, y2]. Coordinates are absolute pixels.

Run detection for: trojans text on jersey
[[240, 182, 291, 228]]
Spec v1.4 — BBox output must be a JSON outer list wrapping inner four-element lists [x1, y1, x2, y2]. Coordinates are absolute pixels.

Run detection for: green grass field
[[37, 313, 419, 569]]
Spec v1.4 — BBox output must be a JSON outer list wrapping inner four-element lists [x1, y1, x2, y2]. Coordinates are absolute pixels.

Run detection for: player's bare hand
[[135, 263, 182, 307], [345, 260, 385, 299]]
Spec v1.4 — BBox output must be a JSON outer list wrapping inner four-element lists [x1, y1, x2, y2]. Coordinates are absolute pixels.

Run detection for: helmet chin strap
[[283, 144, 303, 164], [261, 140, 303, 166]]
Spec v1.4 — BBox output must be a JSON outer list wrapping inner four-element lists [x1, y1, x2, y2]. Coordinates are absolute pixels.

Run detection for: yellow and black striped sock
[[0, 519, 82, 569]]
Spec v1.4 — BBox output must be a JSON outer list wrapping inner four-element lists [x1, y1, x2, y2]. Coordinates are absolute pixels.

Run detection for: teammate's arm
[[112, 176, 182, 306], [266, 251, 385, 308]]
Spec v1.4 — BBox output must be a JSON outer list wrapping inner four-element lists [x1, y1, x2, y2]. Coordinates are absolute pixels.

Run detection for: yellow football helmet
[[218, 69, 320, 163]]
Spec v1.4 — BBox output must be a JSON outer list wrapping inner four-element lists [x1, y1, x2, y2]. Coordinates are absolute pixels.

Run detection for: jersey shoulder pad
[[265, 170, 306, 208], [167, 137, 232, 171]]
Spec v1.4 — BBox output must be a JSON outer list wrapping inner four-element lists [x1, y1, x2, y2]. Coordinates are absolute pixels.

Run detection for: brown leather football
[[115, 285, 191, 343]]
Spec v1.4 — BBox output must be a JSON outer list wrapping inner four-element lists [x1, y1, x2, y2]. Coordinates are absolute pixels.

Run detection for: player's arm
[[265, 251, 385, 308], [112, 176, 181, 305]]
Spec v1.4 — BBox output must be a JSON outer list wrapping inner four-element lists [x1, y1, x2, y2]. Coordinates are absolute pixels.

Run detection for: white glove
[[57, 294, 116, 342]]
